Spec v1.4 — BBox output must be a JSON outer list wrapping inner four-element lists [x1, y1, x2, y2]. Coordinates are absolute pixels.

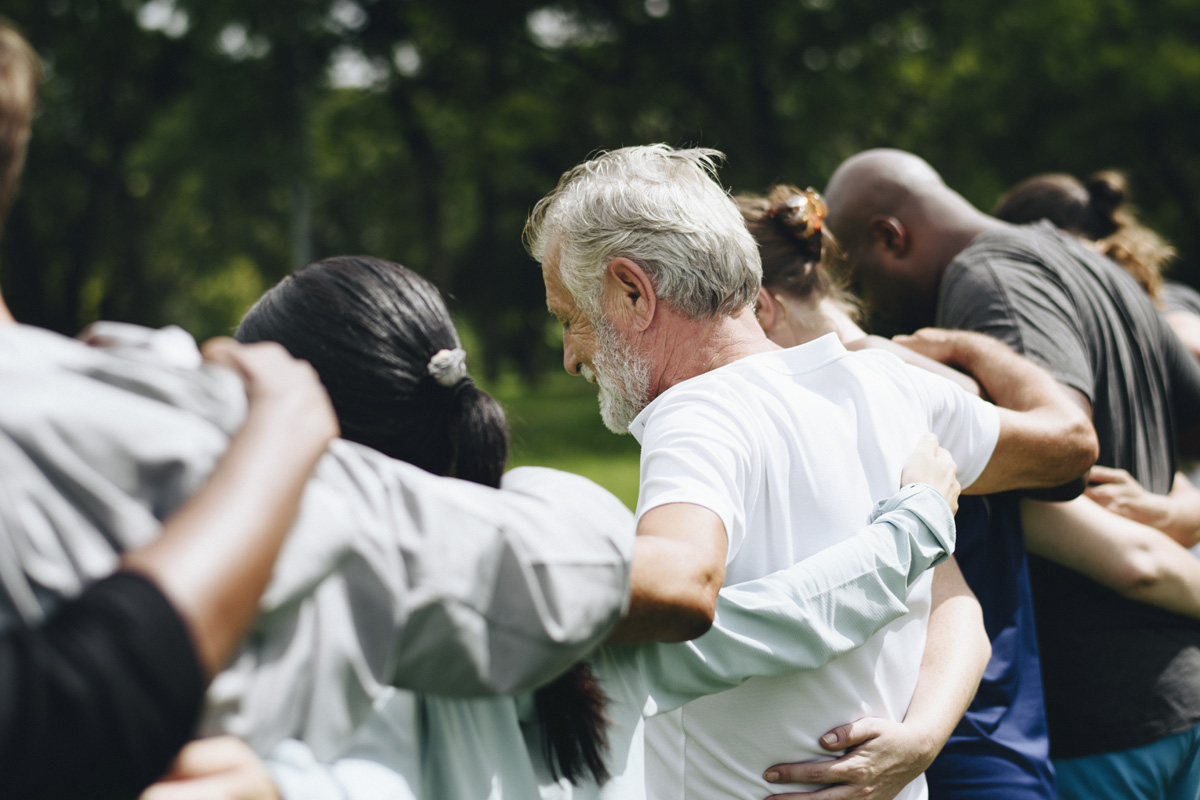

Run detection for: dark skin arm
[[894, 328, 1098, 497]]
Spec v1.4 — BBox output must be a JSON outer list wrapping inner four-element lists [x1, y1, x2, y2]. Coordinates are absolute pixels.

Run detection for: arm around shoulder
[[896, 328, 1098, 495], [607, 502, 726, 645]]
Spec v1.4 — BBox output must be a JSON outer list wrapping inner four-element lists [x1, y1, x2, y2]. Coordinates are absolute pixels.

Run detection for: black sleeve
[[0, 571, 206, 800]]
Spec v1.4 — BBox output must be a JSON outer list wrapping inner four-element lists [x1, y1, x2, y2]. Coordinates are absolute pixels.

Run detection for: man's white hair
[[524, 144, 762, 320]]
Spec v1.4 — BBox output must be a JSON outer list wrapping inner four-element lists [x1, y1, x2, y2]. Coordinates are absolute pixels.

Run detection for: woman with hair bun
[[736, 185, 978, 391], [237, 255, 614, 789]]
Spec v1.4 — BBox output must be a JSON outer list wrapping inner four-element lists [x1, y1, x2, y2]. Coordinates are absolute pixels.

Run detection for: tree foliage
[[3, 0, 1198, 376]]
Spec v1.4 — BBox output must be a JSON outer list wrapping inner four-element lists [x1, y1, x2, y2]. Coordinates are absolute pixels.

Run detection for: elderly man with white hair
[[526, 144, 1099, 799]]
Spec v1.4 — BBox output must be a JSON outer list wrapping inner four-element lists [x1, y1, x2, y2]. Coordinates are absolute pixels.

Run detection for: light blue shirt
[[269, 483, 955, 799]]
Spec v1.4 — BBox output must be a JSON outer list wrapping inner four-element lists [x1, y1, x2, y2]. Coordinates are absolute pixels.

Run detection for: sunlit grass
[[485, 370, 641, 510]]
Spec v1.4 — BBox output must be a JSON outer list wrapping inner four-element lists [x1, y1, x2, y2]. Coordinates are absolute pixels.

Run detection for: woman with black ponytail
[[232, 255, 959, 799], [237, 255, 609, 788]]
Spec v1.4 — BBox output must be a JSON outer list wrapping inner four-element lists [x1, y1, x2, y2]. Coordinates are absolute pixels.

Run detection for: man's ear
[[754, 287, 782, 335], [606, 257, 657, 331], [868, 215, 910, 257]]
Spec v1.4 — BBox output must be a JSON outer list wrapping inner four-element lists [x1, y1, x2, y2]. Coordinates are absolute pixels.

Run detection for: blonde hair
[[0, 21, 38, 228]]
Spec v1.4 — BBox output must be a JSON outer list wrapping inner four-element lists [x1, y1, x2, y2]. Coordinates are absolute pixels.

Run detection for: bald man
[[825, 149, 1200, 800]]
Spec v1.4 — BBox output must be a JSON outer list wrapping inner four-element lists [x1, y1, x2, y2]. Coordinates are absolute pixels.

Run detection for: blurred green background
[[4, 0, 1199, 504]]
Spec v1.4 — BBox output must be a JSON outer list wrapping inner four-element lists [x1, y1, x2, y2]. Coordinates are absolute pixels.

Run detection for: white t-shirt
[[631, 334, 999, 800]]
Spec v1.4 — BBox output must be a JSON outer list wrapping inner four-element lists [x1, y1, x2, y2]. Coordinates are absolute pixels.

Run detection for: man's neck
[[647, 306, 778, 398], [0, 293, 15, 325], [931, 208, 1005, 285]]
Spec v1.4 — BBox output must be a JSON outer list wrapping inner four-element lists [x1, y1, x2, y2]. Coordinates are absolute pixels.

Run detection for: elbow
[[1110, 550, 1163, 598], [1066, 418, 1100, 478], [1053, 419, 1099, 486], [664, 590, 718, 642]]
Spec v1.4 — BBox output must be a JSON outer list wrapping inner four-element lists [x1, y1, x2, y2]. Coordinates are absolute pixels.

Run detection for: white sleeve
[[211, 459, 637, 758], [899, 364, 1000, 490], [626, 483, 955, 716], [267, 691, 422, 800], [634, 392, 752, 560]]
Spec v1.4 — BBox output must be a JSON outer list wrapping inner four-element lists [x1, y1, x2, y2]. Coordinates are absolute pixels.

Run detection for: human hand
[[762, 717, 935, 800], [900, 433, 960, 515], [891, 328, 973, 368], [201, 337, 339, 454], [1087, 467, 1200, 547], [139, 737, 281, 800]]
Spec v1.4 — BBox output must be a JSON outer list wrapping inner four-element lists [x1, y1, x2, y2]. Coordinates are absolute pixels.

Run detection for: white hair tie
[[427, 347, 468, 387]]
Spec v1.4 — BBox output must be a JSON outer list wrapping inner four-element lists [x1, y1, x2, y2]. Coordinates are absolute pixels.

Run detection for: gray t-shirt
[[936, 222, 1200, 758]]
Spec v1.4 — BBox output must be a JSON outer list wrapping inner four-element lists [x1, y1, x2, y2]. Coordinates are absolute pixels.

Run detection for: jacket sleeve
[[0, 571, 206, 800]]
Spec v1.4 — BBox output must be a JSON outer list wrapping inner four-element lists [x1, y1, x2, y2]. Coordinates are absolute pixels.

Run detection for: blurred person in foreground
[[525, 144, 1097, 800], [824, 148, 1200, 800], [742, 184, 1200, 800], [1, 334, 337, 799], [993, 170, 1200, 551], [0, 21, 347, 797], [0, 18, 639, 795], [144, 255, 964, 800]]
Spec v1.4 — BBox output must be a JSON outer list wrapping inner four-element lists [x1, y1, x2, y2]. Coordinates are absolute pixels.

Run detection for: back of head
[[237, 256, 508, 487], [991, 172, 1110, 238], [0, 22, 38, 230], [993, 171, 1174, 301], [735, 184, 859, 318], [823, 148, 951, 245], [523, 144, 761, 321]]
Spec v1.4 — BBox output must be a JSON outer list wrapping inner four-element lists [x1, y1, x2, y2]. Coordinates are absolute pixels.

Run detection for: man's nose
[[562, 329, 582, 375]]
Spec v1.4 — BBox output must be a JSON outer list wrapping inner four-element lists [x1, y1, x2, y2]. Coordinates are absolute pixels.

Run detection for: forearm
[[1022, 496, 1200, 620], [901, 559, 989, 766], [631, 484, 955, 715], [1163, 473, 1200, 547], [122, 403, 325, 678], [929, 331, 1097, 493]]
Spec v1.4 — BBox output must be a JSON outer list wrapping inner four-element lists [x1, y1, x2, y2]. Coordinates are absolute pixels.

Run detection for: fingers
[[820, 717, 884, 751], [1088, 465, 1133, 486], [891, 328, 953, 363], [199, 338, 299, 391], [767, 787, 854, 800], [165, 736, 256, 779], [913, 431, 939, 456], [140, 737, 279, 800], [900, 433, 960, 513], [198, 338, 338, 441]]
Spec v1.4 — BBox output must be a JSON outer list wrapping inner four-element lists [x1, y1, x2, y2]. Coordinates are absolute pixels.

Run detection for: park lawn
[[488, 371, 641, 510]]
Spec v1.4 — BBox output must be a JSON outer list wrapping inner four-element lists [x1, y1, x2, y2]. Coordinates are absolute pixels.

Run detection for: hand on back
[[201, 337, 339, 460], [900, 433, 960, 515]]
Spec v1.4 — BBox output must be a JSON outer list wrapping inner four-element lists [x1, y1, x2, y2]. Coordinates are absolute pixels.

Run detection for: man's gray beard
[[583, 315, 652, 435]]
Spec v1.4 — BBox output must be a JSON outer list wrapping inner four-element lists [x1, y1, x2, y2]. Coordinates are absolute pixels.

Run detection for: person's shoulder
[[1164, 280, 1200, 316]]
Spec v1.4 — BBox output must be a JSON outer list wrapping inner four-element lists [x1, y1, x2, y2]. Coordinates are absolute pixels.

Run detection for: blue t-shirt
[[926, 495, 1055, 800]]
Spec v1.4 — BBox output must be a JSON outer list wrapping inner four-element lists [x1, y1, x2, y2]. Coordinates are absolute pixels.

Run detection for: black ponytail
[[536, 662, 612, 786], [448, 377, 508, 489]]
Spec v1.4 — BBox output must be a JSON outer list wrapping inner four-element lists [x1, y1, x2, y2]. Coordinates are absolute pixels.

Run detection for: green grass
[[485, 371, 641, 510]]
